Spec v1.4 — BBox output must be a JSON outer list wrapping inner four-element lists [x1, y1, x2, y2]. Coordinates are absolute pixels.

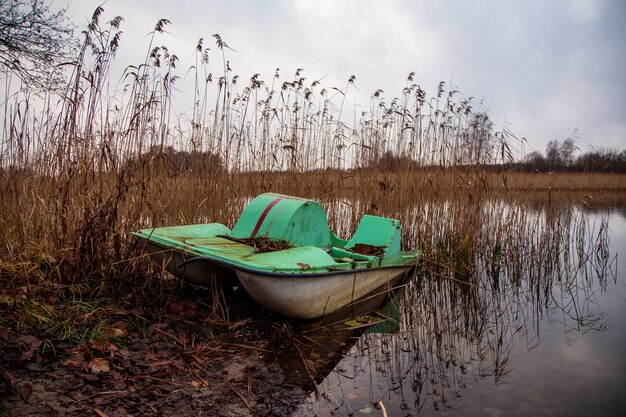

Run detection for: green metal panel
[[238, 246, 339, 272], [330, 231, 349, 248], [345, 215, 402, 256], [230, 193, 331, 248], [133, 223, 232, 255], [380, 250, 421, 267]]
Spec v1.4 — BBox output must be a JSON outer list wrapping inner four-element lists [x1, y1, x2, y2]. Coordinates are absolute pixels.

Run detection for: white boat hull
[[236, 267, 412, 319]]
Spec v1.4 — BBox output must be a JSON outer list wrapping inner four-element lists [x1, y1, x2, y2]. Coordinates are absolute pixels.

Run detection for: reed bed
[[0, 8, 620, 351]]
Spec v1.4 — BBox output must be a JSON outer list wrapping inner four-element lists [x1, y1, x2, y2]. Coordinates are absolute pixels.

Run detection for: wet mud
[[0, 286, 309, 416]]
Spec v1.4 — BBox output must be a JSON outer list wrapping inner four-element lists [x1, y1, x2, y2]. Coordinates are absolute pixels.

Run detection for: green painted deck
[[133, 193, 419, 274]]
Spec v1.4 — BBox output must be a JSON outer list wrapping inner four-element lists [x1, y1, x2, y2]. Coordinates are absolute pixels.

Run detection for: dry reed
[[0, 8, 620, 328]]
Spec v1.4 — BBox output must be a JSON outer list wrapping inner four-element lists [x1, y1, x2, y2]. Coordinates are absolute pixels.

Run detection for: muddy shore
[[0, 282, 318, 416]]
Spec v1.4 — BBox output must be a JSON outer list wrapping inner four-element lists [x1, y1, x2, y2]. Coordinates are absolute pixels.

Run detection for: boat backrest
[[230, 193, 331, 248], [344, 215, 402, 256]]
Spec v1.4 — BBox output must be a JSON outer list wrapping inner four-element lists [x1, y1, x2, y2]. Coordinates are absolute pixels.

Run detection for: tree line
[[520, 139, 626, 173]]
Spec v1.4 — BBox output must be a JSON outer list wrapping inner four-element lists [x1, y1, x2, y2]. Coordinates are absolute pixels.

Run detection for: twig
[[2, 371, 28, 403], [247, 370, 252, 402], [83, 390, 127, 400], [94, 409, 110, 417], [127, 375, 182, 387], [221, 342, 273, 353], [186, 363, 208, 386], [184, 344, 238, 355], [228, 381, 253, 411], [151, 324, 185, 345]]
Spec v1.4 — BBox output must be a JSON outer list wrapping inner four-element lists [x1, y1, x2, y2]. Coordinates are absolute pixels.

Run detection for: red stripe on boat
[[251, 197, 283, 237]]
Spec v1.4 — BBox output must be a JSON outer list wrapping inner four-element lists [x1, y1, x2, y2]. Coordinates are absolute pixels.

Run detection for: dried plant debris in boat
[[350, 243, 386, 257], [221, 235, 294, 253]]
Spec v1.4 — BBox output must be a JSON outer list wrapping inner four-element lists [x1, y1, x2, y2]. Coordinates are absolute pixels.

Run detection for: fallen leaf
[[19, 382, 33, 399], [110, 321, 128, 338], [88, 358, 110, 374], [62, 358, 86, 371], [17, 335, 41, 362], [2, 371, 16, 388], [167, 300, 197, 318]]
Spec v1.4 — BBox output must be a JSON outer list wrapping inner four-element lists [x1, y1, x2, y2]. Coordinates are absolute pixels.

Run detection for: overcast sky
[[58, 0, 625, 157]]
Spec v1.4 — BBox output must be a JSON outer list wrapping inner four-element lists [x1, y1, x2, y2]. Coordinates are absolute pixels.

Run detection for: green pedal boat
[[133, 193, 420, 319]]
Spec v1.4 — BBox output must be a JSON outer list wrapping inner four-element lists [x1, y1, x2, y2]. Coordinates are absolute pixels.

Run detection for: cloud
[[568, 0, 606, 22], [57, 0, 626, 155]]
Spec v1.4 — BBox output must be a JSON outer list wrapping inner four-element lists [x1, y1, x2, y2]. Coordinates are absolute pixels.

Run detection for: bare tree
[[545, 139, 560, 169], [0, 0, 76, 90], [559, 137, 576, 169]]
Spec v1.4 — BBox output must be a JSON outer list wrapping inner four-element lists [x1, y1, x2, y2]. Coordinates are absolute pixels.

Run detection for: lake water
[[292, 205, 626, 417]]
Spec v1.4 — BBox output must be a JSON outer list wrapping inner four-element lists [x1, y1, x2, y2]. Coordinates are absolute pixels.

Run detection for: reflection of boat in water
[[133, 193, 420, 319], [274, 283, 408, 390]]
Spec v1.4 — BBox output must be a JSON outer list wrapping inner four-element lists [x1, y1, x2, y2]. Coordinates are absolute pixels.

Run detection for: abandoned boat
[[132, 193, 420, 319]]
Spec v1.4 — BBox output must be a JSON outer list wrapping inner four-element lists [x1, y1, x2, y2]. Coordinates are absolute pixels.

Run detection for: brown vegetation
[[0, 7, 621, 415]]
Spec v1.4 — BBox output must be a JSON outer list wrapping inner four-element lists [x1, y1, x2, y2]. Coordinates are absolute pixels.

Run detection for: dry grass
[[2, 167, 618, 294], [0, 8, 620, 341]]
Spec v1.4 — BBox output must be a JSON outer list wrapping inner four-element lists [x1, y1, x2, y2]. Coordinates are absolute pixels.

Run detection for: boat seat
[[329, 246, 378, 262], [344, 215, 401, 257]]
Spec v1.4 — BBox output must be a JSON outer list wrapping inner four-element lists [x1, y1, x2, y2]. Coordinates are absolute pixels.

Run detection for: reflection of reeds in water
[[299, 204, 614, 415]]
